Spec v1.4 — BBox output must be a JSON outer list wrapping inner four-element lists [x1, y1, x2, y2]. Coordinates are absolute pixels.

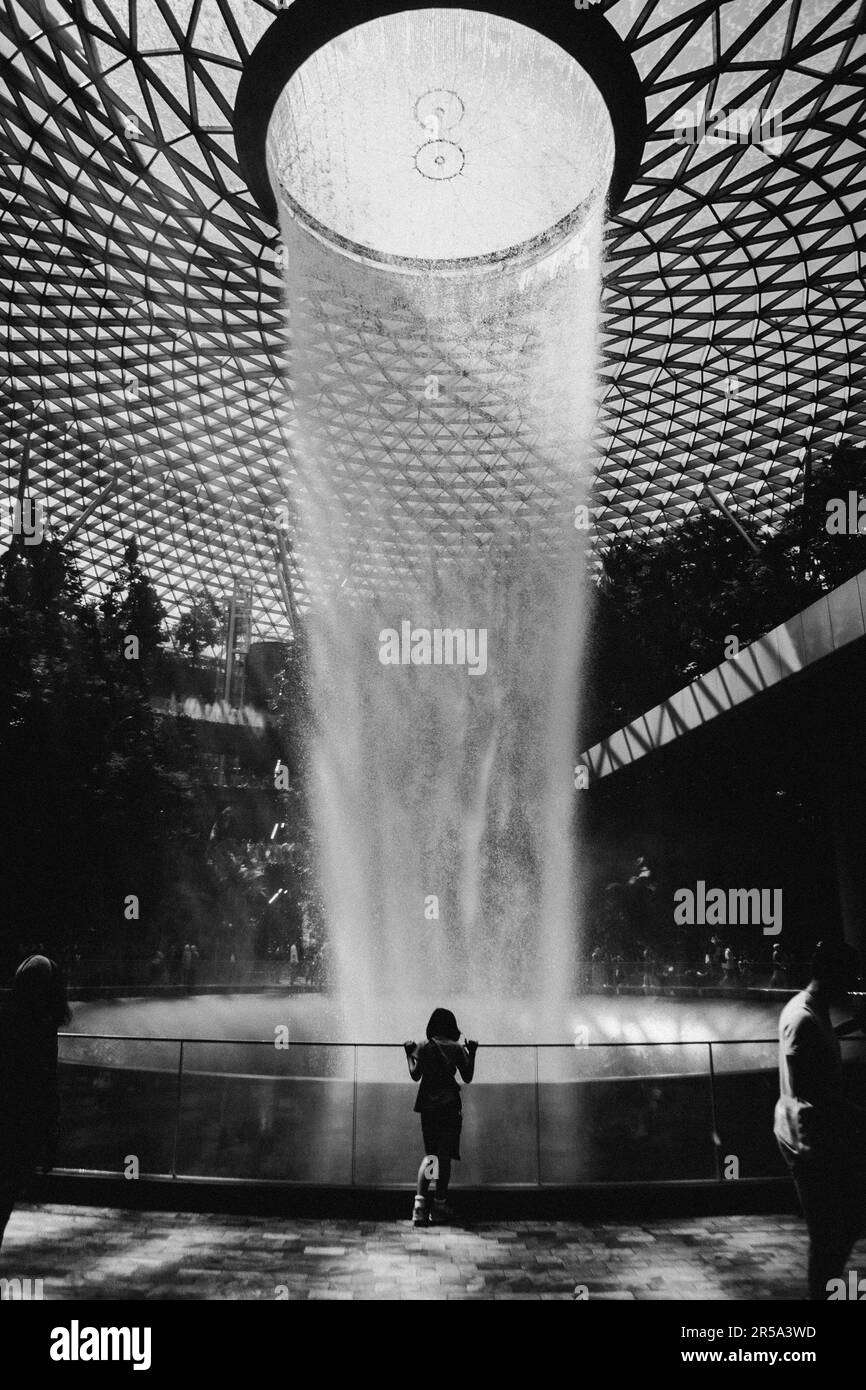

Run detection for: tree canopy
[[586, 442, 866, 740]]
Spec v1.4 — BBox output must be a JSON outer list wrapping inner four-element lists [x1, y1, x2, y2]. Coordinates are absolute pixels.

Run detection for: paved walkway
[[2, 1204, 864, 1300]]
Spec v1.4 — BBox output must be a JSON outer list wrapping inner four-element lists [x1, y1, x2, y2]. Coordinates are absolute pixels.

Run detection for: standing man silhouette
[[774, 939, 866, 1299]]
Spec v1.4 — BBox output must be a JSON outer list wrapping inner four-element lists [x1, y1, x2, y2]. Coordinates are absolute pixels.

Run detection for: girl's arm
[[404, 1040, 423, 1081], [456, 1038, 478, 1083]]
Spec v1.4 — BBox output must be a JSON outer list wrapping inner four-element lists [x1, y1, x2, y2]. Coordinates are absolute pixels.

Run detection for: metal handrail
[[59, 1031, 781, 1047], [55, 1029, 865, 1190]]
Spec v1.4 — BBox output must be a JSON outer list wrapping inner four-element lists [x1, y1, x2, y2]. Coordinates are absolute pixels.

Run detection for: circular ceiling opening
[[264, 9, 615, 267]]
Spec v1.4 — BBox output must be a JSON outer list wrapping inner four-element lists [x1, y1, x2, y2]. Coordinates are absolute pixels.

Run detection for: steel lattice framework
[[1, 0, 864, 639]]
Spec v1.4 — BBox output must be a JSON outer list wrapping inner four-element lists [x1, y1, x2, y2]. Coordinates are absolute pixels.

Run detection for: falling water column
[[264, 9, 616, 1029]]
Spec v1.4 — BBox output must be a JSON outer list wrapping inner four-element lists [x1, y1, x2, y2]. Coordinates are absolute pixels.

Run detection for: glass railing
[[54, 1033, 866, 1187]]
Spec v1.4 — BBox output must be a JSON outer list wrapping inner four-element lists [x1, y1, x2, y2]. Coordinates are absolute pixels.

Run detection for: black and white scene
[[1, 0, 866, 1346]]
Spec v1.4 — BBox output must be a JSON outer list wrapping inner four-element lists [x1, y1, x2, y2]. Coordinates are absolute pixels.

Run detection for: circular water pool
[[65, 990, 785, 1077], [59, 992, 861, 1187]]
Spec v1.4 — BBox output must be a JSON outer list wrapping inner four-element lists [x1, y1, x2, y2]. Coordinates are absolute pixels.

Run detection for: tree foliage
[[174, 587, 224, 663], [0, 533, 200, 969], [586, 442, 866, 739]]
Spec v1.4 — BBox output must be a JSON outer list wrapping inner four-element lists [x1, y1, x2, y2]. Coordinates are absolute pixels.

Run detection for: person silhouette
[[769, 941, 788, 989], [0, 954, 71, 1247], [774, 939, 866, 1299], [404, 1008, 477, 1226]]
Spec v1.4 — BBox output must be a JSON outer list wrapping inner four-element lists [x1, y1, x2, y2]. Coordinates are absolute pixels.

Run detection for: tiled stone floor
[[2, 1204, 865, 1300]]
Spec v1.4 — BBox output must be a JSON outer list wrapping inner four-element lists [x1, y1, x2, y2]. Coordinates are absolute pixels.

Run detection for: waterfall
[[268, 7, 614, 1033]]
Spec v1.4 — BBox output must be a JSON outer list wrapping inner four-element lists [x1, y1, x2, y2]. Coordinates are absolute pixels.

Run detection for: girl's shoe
[[412, 1195, 431, 1227], [432, 1198, 455, 1223]]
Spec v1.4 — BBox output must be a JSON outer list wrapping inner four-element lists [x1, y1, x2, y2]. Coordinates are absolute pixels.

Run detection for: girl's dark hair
[[426, 1007, 460, 1041]]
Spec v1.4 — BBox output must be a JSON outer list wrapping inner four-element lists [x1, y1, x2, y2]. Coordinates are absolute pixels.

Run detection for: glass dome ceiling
[[1, 0, 864, 640]]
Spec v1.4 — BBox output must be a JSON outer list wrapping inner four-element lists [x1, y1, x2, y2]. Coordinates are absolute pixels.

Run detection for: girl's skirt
[[421, 1102, 462, 1160]]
